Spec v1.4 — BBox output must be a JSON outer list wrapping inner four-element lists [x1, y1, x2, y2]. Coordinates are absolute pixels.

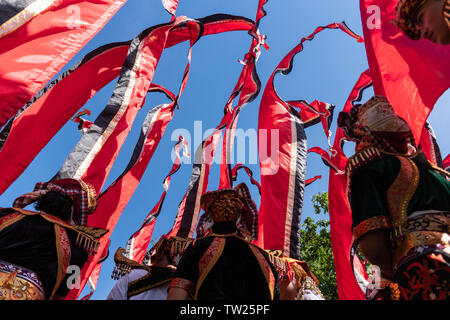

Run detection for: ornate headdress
[[338, 96, 415, 154], [196, 183, 259, 240], [394, 0, 428, 40], [200, 188, 244, 223], [13, 178, 98, 226]]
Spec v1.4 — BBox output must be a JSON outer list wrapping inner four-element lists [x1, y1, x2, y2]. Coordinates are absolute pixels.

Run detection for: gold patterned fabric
[[248, 244, 276, 300], [5, 208, 105, 256], [391, 212, 450, 268], [386, 156, 420, 233], [353, 216, 392, 240], [0, 208, 107, 299], [0, 261, 45, 300], [172, 233, 279, 300], [194, 237, 226, 299]]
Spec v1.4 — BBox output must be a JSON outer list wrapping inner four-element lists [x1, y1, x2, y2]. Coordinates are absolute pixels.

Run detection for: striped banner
[[258, 22, 363, 261], [0, 0, 56, 38], [161, 0, 179, 20], [444, 154, 450, 173], [219, 0, 268, 189], [125, 136, 189, 263], [308, 69, 372, 300], [59, 15, 255, 300], [231, 163, 261, 194], [166, 1, 269, 239], [420, 122, 443, 168], [167, 122, 227, 239], [0, 14, 254, 196], [0, 0, 128, 128]]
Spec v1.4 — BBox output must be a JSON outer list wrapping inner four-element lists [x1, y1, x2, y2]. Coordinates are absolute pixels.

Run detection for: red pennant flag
[[231, 164, 262, 193], [444, 154, 450, 172], [167, 121, 227, 239], [0, 15, 254, 197], [359, 0, 450, 144], [59, 15, 255, 300], [288, 100, 335, 147], [419, 122, 444, 168], [309, 70, 373, 300], [305, 175, 322, 187], [219, 0, 268, 189], [161, 0, 179, 20], [126, 136, 189, 264], [258, 22, 363, 260], [0, 0, 128, 128]]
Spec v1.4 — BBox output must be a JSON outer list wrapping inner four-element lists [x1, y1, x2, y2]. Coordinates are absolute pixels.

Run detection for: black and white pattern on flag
[[287, 107, 307, 261], [170, 125, 225, 239], [0, 41, 131, 152], [0, 0, 38, 25], [53, 21, 172, 181]]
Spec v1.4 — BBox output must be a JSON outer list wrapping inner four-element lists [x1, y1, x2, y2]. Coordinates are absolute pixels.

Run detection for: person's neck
[[212, 222, 237, 235]]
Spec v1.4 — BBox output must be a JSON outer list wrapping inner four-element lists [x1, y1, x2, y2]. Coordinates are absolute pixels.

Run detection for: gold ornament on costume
[[0, 270, 44, 300]]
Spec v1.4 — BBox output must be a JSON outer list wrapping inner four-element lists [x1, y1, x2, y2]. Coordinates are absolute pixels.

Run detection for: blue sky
[[1, 0, 448, 299]]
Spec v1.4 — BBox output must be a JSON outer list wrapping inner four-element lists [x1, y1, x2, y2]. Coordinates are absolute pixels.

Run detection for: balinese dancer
[[395, 0, 450, 44], [107, 235, 191, 300], [338, 95, 450, 300], [0, 179, 107, 300], [167, 183, 280, 300]]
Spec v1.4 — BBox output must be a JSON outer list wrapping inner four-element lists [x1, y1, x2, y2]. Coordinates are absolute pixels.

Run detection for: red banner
[[0, 15, 254, 197], [309, 70, 372, 300], [419, 122, 443, 168], [444, 154, 450, 172], [219, 0, 268, 189], [60, 15, 255, 300], [167, 121, 228, 239], [258, 22, 363, 261], [0, 0, 128, 128], [126, 136, 189, 264], [161, 0, 179, 19], [360, 0, 450, 144]]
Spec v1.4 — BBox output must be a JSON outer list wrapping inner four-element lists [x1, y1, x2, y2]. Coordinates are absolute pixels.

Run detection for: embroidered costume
[[0, 179, 106, 300], [338, 96, 450, 300], [169, 184, 280, 300]]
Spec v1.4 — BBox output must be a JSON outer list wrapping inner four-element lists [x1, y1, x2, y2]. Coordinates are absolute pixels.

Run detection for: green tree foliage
[[299, 191, 338, 300]]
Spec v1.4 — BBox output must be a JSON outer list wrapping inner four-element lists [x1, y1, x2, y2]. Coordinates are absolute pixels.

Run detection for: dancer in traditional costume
[[107, 235, 191, 300], [395, 0, 450, 44], [167, 183, 280, 300], [338, 95, 450, 300], [0, 179, 106, 300]]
